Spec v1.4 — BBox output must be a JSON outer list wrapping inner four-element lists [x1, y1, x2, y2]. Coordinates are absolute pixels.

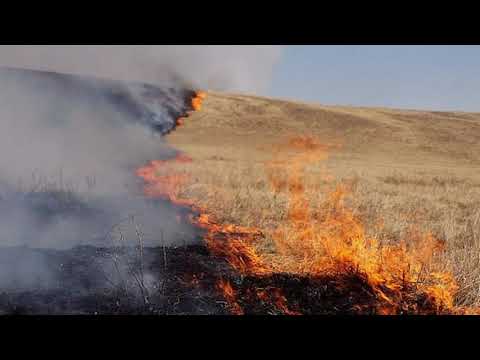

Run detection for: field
[[167, 91, 480, 307]]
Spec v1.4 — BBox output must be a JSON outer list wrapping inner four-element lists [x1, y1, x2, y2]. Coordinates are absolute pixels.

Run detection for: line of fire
[[135, 92, 479, 315]]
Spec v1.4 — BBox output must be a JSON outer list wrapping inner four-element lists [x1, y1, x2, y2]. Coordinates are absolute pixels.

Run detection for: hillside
[[167, 91, 480, 307], [171, 91, 480, 167]]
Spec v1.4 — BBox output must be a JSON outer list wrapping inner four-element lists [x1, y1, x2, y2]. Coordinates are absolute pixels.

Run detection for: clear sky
[[269, 45, 480, 112]]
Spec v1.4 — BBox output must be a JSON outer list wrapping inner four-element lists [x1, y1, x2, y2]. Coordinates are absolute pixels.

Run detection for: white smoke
[[0, 45, 283, 94], [0, 68, 195, 251], [0, 46, 283, 302]]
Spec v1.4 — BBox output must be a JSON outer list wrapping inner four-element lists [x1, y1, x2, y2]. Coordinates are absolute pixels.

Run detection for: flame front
[[191, 91, 207, 111], [264, 135, 470, 314], [135, 153, 193, 206], [135, 91, 479, 315]]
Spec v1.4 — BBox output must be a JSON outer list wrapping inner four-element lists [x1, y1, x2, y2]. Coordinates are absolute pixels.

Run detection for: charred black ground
[[0, 244, 230, 315]]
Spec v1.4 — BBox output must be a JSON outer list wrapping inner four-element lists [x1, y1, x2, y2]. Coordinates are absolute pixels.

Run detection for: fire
[[191, 91, 207, 111], [135, 153, 193, 205], [135, 91, 479, 315], [192, 213, 269, 276], [176, 117, 185, 126], [256, 288, 301, 315], [262, 136, 451, 313], [263, 135, 479, 314], [172, 91, 206, 128], [217, 279, 244, 315]]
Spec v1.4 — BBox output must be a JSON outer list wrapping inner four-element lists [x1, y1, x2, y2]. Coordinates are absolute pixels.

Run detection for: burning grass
[[191, 91, 207, 111], [136, 92, 480, 314]]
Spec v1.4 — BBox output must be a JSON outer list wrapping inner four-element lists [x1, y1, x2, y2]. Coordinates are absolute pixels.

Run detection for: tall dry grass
[[169, 153, 480, 307], [166, 91, 480, 307]]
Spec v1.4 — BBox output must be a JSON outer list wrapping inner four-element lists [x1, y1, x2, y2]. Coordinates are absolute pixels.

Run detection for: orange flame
[[173, 91, 206, 128], [191, 91, 207, 111], [193, 213, 269, 276], [217, 279, 244, 315], [135, 92, 478, 315], [176, 117, 185, 126], [135, 153, 193, 205], [256, 288, 302, 315], [264, 135, 471, 314]]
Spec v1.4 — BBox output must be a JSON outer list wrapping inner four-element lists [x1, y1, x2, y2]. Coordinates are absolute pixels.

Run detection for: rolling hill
[[167, 91, 480, 307]]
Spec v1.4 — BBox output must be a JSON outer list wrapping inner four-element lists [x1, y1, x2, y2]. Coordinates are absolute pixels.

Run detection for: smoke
[[0, 67, 200, 295], [0, 45, 283, 94], [0, 68, 180, 194], [0, 46, 282, 304]]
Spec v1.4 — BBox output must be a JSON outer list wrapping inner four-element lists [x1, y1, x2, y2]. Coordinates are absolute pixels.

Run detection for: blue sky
[[269, 46, 480, 112]]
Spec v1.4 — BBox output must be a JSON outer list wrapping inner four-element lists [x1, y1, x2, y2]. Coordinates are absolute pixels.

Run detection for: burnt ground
[[0, 242, 450, 315], [0, 190, 452, 316], [0, 191, 237, 315], [232, 273, 443, 315], [0, 244, 233, 315]]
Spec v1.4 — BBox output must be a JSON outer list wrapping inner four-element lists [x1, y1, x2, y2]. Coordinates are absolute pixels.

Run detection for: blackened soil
[[0, 244, 231, 315], [0, 243, 445, 315], [231, 272, 446, 315]]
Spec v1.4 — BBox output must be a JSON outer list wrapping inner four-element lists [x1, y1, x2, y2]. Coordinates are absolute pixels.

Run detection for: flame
[[172, 91, 206, 128], [261, 136, 445, 313], [217, 279, 244, 315], [135, 153, 193, 206], [192, 213, 269, 276], [176, 117, 185, 126], [191, 91, 207, 111], [256, 288, 302, 315], [135, 91, 479, 315], [263, 135, 478, 314]]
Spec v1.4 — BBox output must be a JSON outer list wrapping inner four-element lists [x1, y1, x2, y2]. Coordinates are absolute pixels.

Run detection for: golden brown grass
[[167, 91, 480, 307]]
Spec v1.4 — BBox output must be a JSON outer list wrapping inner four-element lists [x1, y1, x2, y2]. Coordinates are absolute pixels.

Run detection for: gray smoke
[[0, 68, 196, 293], [0, 69, 179, 194], [0, 46, 282, 299], [0, 45, 283, 94], [0, 68, 195, 247]]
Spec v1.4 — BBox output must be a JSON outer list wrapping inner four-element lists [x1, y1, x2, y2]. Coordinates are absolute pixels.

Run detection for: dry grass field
[[167, 91, 480, 307]]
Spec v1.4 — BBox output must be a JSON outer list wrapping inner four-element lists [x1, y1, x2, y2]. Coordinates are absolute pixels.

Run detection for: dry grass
[[167, 91, 480, 307]]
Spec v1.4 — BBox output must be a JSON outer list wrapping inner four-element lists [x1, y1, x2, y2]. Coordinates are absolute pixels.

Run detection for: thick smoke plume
[[0, 45, 283, 94], [0, 67, 196, 293], [0, 46, 281, 302], [0, 67, 194, 248]]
